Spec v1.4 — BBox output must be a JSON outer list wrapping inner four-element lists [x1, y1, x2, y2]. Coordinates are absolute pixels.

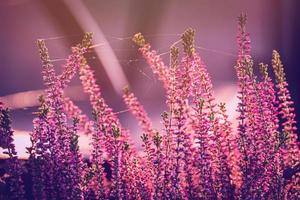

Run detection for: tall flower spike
[[37, 39, 57, 89], [36, 35, 91, 200], [78, 51, 125, 158], [0, 104, 25, 199], [28, 96, 52, 200], [59, 32, 93, 86], [55, 33, 94, 136], [119, 141, 141, 199], [172, 41, 197, 198], [161, 30, 198, 198], [77, 44, 135, 153], [159, 47, 180, 199], [212, 103, 236, 199], [257, 63, 284, 198], [67, 117, 85, 199], [38, 47, 69, 199], [122, 86, 156, 196], [87, 109, 107, 199], [219, 102, 242, 186], [181, 28, 218, 199], [235, 15, 266, 198], [122, 86, 155, 138], [77, 45, 138, 199], [3, 16, 300, 200], [152, 131, 164, 200], [133, 32, 170, 90], [182, 28, 228, 188], [272, 50, 300, 167]]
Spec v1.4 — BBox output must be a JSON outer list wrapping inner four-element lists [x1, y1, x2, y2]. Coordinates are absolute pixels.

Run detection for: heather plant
[[0, 102, 25, 200], [0, 15, 299, 200]]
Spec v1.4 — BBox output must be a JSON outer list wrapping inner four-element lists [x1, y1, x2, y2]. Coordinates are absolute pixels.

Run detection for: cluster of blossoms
[[0, 15, 299, 199]]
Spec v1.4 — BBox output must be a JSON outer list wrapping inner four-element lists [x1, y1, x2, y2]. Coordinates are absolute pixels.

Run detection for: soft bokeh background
[[1, 0, 299, 158]]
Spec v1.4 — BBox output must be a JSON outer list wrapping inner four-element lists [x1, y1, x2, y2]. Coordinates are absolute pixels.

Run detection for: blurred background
[[0, 0, 299, 158]]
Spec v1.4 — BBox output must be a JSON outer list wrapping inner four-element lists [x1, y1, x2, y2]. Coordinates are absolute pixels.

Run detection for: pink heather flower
[[78, 57, 124, 143], [181, 28, 235, 199], [0, 105, 16, 151], [256, 63, 285, 197], [235, 15, 252, 154], [233, 15, 300, 199], [36, 37, 91, 199], [119, 141, 150, 199], [237, 13, 251, 58], [122, 86, 156, 196], [63, 96, 94, 135], [86, 109, 107, 199], [166, 45, 195, 198], [151, 131, 165, 200], [237, 60, 278, 198], [119, 143, 134, 199], [28, 96, 55, 200], [133, 33, 197, 199], [160, 111, 175, 199], [235, 15, 267, 198], [58, 33, 92, 86], [77, 55, 131, 166], [158, 48, 180, 198], [218, 103, 242, 188], [218, 102, 238, 158], [122, 86, 155, 138], [68, 118, 86, 199], [284, 173, 300, 199], [2, 15, 300, 200], [140, 132, 155, 197], [272, 50, 300, 167], [191, 99, 216, 199], [244, 69, 273, 197], [212, 103, 236, 199], [270, 51, 300, 198], [77, 51, 140, 199], [131, 158, 152, 200], [0, 102, 25, 200], [58, 33, 95, 136], [133, 33, 170, 90]]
